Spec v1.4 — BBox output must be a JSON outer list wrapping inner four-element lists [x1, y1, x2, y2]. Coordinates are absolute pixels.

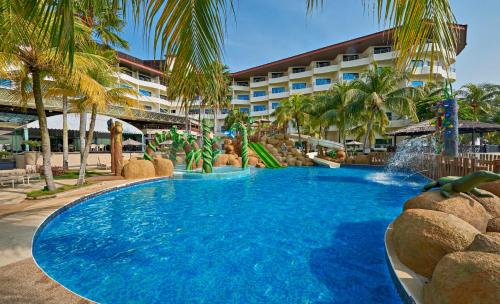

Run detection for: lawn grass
[[54, 170, 107, 180], [27, 183, 92, 199]]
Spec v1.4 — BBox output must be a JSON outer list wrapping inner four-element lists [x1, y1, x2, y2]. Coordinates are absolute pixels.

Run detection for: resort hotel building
[[0, 26, 467, 153]]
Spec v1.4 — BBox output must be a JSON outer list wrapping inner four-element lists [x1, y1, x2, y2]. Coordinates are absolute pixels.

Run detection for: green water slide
[[248, 142, 282, 168]]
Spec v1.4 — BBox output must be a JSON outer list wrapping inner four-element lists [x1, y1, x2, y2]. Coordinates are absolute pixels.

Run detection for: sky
[[120, 0, 500, 87]]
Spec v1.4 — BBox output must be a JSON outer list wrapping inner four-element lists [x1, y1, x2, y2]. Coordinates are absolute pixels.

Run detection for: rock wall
[[391, 187, 500, 304], [257, 135, 314, 167]]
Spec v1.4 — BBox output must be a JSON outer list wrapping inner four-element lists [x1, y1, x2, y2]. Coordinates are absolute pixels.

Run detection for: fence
[[367, 152, 500, 179]]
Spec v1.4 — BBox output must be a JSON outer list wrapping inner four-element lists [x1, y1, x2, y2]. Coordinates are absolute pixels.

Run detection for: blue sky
[[120, 0, 500, 87]]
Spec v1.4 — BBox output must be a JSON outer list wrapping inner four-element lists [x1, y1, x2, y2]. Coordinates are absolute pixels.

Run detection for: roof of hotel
[[231, 25, 468, 80], [387, 119, 500, 136], [117, 51, 166, 77]]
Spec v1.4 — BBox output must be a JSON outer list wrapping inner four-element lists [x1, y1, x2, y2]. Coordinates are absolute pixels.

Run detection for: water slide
[[248, 142, 282, 168]]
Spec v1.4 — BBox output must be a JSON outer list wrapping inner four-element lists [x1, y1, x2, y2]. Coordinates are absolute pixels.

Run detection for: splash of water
[[385, 135, 437, 175]]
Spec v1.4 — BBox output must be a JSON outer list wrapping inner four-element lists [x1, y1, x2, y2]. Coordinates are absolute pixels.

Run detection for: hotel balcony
[[340, 56, 371, 69], [251, 95, 269, 102], [250, 80, 269, 88], [230, 84, 250, 91], [290, 86, 312, 95], [231, 98, 251, 105], [268, 75, 289, 84], [313, 83, 331, 92], [250, 109, 269, 117], [118, 72, 166, 91], [269, 91, 290, 99], [410, 66, 456, 80], [289, 70, 313, 80], [372, 51, 397, 62], [313, 64, 340, 75]]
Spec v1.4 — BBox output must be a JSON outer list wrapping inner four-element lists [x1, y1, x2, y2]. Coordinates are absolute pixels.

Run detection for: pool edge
[[30, 176, 169, 303], [385, 222, 429, 304]]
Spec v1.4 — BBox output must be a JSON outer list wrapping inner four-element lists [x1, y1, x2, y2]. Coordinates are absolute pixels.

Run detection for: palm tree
[[302, 93, 330, 139], [223, 109, 249, 132], [202, 61, 231, 134], [274, 94, 308, 143], [457, 83, 500, 121], [413, 82, 445, 120], [321, 82, 357, 146], [349, 66, 416, 153]]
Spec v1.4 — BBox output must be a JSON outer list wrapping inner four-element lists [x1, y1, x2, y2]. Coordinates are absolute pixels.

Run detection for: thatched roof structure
[[386, 120, 500, 136]]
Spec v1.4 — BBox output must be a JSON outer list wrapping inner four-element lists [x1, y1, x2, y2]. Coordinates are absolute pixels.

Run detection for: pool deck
[[0, 176, 140, 303]]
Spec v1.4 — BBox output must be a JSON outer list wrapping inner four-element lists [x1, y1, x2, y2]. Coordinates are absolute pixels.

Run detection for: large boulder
[[215, 154, 230, 166], [228, 158, 241, 167], [153, 157, 174, 177], [472, 194, 500, 218], [392, 209, 479, 278], [248, 156, 259, 166], [404, 191, 491, 232], [423, 251, 500, 304], [487, 217, 500, 232], [479, 180, 500, 198], [122, 159, 156, 179], [466, 232, 500, 254]]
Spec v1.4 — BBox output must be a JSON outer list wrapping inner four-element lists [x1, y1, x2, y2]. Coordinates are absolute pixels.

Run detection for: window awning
[[20, 113, 143, 135]]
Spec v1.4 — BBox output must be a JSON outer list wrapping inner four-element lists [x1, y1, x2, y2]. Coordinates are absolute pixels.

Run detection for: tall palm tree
[[349, 66, 416, 153], [223, 109, 249, 132], [457, 83, 500, 121], [302, 93, 330, 139], [413, 82, 445, 120], [321, 82, 357, 146], [202, 61, 231, 134], [274, 94, 308, 143]]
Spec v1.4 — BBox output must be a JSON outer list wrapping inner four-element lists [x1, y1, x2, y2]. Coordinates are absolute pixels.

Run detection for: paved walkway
[[0, 176, 135, 303]]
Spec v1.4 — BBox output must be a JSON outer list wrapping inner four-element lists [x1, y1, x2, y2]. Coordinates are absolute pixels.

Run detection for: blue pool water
[[33, 166, 427, 304]]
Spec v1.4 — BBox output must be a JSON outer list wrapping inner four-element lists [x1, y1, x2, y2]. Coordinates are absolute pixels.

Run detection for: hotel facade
[[226, 26, 467, 148], [0, 26, 467, 152]]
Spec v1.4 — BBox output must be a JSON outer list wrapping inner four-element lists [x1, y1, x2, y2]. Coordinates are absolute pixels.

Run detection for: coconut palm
[[274, 94, 308, 143], [202, 61, 231, 134], [457, 83, 500, 121], [413, 82, 445, 120], [302, 93, 330, 139], [349, 66, 417, 153], [223, 109, 249, 132]]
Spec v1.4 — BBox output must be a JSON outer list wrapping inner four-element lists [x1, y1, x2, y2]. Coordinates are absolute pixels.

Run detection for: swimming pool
[[33, 166, 426, 303]]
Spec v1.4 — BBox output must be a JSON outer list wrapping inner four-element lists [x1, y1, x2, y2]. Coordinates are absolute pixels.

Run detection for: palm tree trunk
[[77, 104, 97, 185], [363, 111, 375, 154], [79, 110, 87, 161], [62, 96, 69, 171], [30, 68, 56, 191]]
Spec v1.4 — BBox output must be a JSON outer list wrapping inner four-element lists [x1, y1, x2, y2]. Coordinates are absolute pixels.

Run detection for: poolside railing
[[367, 152, 500, 179]]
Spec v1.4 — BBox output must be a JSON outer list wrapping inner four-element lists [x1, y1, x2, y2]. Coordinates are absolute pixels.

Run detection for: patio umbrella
[[123, 138, 143, 146]]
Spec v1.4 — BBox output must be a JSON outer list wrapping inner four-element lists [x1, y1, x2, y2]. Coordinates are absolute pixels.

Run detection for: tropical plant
[[457, 83, 500, 121], [202, 61, 231, 134], [321, 82, 357, 146], [223, 109, 249, 132], [273, 94, 308, 144], [349, 66, 416, 152], [412, 82, 445, 120], [301, 93, 329, 139]]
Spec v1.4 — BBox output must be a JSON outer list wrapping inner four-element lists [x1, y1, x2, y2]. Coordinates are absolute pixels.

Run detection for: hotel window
[[342, 73, 359, 80], [315, 78, 331, 86], [386, 112, 393, 121], [171, 110, 176, 114], [271, 102, 280, 109], [122, 69, 133, 76], [239, 107, 249, 113], [253, 91, 266, 97], [236, 81, 249, 86], [144, 105, 153, 111], [411, 60, 424, 68], [271, 87, 285, 94], [253, 105, 266, 112], [237, 94, 249, 100], [189, 109, 200, 115], [292, 83, 307, 90], [160, 108, 169, 113], [0, 79, 12, 88], [139, 74, 151, 82], [221, 108, 229, 114], [271, 72, 284, 78], [315, 61, 330, 68], [343, 54, 359, 61], [411, 81, 424, 87], [374, 47, 392, 54], [204, 109, 213, 114], [160, 95, 168, 100], [292, 67, 306, 74], [253, 77, 266, 83], [139, 89, 152, 96]]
